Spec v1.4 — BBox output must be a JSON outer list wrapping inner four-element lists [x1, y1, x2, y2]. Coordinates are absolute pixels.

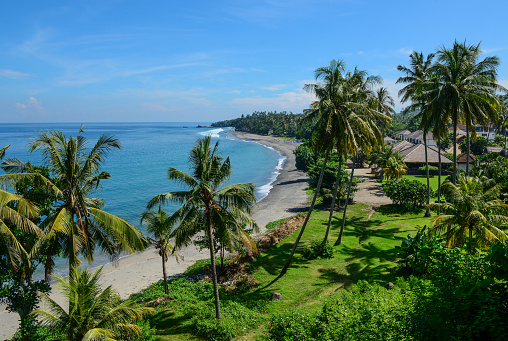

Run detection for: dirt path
[[352, 168, 391, 206]]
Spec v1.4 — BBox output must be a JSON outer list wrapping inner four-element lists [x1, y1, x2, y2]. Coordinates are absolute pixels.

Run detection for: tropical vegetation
[[147, 136, 257, 319], [34, 266, 154, 341]]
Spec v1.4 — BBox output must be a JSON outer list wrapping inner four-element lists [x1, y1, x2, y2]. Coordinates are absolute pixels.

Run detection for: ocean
[[0, 122, 284, 274]]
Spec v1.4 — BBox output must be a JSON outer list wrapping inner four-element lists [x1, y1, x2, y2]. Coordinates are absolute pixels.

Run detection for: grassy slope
[[150, 203, 432, 340]]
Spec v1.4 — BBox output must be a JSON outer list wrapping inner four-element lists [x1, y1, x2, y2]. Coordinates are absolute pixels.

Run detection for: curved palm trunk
[[162, 254, 168, 295], [323, 157, 343, 246], [466, 124, 470, 176], [437, 140, 442, 215], [334, 156, 355, 246], [281, 149, 330, 275], [206, 212, 221, 319], [424, 132, 431, 217], [452, 111, 458, 185]]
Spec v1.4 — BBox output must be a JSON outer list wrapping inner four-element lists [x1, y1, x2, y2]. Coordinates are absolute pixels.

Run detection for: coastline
[[0, 132, 310, 340]]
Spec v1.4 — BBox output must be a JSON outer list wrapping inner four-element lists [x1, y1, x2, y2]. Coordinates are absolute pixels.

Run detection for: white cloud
[[398, 47, 414, 55], [0, 69, 33, 79], [15, 97, 43, 111], [498, 79, 508, 90], [260, 84, 287, 91], [230, 90, 314, 112], [230, 90, 241, 94]]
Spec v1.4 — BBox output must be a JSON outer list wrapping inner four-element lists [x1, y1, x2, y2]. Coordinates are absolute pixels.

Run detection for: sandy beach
[[0, 132, 310, 340]]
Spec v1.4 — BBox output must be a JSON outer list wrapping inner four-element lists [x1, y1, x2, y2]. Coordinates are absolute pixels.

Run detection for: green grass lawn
[[139, 203, 433, 340]]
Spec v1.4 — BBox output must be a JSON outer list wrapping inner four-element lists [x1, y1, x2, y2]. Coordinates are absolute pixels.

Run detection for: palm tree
[[427, 41, 506, 184], [281, 60, 346, 274], [397, 51, 435, 217], [427, 176, 508, 250], [28, 129, 148, 274], [498, 94, 508, 148], [148, 136, 257, 319], [374, 87, 396, 136], [140, 206, 179, 295], [380, 152, 407, 179], [333, 68, 388, 246], [34, 266, 154, 341]]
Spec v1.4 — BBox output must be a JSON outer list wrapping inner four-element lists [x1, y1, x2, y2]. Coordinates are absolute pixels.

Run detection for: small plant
[[303, 240, 334, 260], [396, 225, 442, 275], [418, 165, 438, 176]]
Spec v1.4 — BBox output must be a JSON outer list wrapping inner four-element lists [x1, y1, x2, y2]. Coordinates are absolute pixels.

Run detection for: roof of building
[[391, 140, 453, 164], [486, 146, 503, 154], [456, 153, 475, 163], [397, 129, 411, 136], [407, 130, 434, 141], [384, 136, 396, 144]]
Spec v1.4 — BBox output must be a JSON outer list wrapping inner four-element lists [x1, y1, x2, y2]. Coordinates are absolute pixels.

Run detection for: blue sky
[[1, 0, 507, 123]]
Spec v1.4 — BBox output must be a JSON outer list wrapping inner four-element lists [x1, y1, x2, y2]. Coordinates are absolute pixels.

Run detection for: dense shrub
[[303, 240, 334, 260], [193, 300, 260, 341], [418, 165, 438, 176], [396, 225, 443, 275], [382, 178, 434, 208], [267, 281, 416, 341], [294, 142, 317, 171]]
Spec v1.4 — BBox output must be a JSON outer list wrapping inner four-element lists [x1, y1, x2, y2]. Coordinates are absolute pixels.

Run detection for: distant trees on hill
[[211, 111, 310, 138]]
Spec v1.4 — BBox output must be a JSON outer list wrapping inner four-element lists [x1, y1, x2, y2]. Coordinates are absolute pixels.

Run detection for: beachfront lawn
[[131, 203, 433, 340]]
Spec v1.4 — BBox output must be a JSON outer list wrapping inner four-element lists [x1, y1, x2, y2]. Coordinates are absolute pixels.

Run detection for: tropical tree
[[397, 51, 435, 217], [148, 136, 257, 319], [498, 94, 508, 148], [427, 176, 508, 250], [427, 41, 506, 183], [0, 175, 46, 340], [374, 87, 396, 136], [333, 68, 388, 246], [34, 266, 154, 341], [140, 206, 178, 295], [28, 128, 148, 274], [281, 60, 346, 274], [380, 152, 407, 179]]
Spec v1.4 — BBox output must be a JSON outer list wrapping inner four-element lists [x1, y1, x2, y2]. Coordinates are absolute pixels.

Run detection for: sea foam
[[199, 128, 223, 138]]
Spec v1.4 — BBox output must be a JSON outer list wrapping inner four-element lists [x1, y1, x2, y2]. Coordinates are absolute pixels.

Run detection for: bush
[[267, 281, 416, 341], [381, 178, 435, 208], [193, 300, 260, 340], [267, 310, 322, 340], [303, 240, 334, 260], [396, 225, 442, 275], [418, 165, 438, 176], [294, 142, 317, 171]]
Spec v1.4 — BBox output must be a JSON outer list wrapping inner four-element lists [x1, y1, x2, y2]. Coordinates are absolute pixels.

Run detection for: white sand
[[0, 132, 310, 340]]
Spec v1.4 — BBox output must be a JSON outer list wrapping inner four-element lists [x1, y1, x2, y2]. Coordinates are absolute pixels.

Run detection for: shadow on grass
[[377, 204, 425, 215], [149, 309, 195, 336]]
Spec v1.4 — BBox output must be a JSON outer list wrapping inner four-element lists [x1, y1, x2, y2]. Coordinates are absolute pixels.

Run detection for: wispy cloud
[[230, 90, 314, 112], [15, 97, 43, 111], [0, 69, 33, 79], [260, 84, 287, 91]]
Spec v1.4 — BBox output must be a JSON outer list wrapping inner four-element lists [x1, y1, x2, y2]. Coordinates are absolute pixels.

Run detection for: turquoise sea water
[[0, 122, 284, 273]]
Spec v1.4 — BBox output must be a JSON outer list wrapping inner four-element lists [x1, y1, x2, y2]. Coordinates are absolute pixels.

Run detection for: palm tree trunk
[[281, 149, 330, 275], [334, 156, 355, 246], [466, 123, 470, 176], [424, 132, 431, 217], [437, 140, 442, 215], [207, 213, 221, 319], [323, 157, 343, 246], [452, 111, 458, 185], [162, 254, 168, 295]]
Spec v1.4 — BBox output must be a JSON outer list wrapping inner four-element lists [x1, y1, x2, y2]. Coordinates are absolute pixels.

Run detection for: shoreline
[[0, 131, 310, 340]]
